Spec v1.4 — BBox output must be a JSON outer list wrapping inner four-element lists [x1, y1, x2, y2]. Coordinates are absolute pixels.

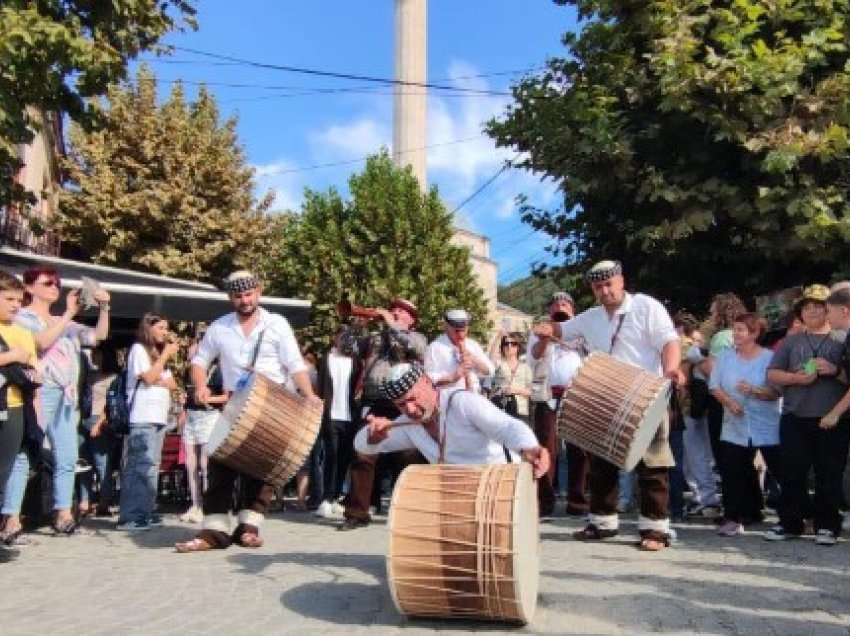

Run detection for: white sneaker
[[314, 501, 333, 518], [330, 501, 345, 518], [815, 529, 837, 545], [179, 507, 202, 524]]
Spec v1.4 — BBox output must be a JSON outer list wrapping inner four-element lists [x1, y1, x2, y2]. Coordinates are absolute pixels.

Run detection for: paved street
[[2, 506, 849, 635]]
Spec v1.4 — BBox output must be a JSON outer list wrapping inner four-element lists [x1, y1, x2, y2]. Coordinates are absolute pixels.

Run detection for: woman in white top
[[117, 313, 179, 531]]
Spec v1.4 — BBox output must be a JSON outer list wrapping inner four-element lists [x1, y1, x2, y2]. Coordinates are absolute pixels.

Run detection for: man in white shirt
[[527, 292, 586, 517], [356, 363, 549, 476], [176, 270, 320, 553], [536, 260, 681, 552], [425, 309, 494, 393]]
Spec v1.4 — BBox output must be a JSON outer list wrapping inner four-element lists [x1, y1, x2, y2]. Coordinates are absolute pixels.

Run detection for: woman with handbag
[[2, 266, 109, 538], [116, 313, 179, 531], [0, 271, 40, 550], [490, 333, 532, 424]]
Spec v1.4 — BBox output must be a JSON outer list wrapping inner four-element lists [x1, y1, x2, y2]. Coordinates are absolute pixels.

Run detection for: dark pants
[[199, 459, 275, 548], [778, 414, 850, 535], [322, 419, 354, 502], [706, 395, 724, 474], [534, 401, 589, 516], [720, 441, 781, 524], [668, 424, 686, 518], [590, 455, 669, 521], [344, 400, 400, 523], [0, 407, 24, 501]]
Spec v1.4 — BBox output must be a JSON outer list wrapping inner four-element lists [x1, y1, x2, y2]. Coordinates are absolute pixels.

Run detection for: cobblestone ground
[[1, 507, 848, 635]]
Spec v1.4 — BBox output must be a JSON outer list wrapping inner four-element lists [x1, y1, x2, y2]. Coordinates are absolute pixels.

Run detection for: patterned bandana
[[585, 260, 623, 284], [223, 270, 260, 293], [380, 363, 424, 400]]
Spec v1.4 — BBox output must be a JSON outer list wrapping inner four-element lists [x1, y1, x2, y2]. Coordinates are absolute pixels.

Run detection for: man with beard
[[175, 270, 320, 552], [527, 292, 585, 517], [338, 298, 427, 531], [536, 260, 681, 551], [355, 363, 549, 475]]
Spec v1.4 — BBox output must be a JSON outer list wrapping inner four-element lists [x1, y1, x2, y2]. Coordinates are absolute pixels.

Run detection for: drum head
[[623, 379, 671, 471], [205, 411, 232, 455], [511, 462, 539, 624], [206, 376, 254, 455]]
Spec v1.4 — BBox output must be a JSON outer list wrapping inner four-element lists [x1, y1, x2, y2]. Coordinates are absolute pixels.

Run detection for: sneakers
[[717, 520, 744, 537], [314, 501, 345, 520], [116, 519, 150, 532], [685, 502, 721, 518], [815, 529, 838, 545], [146, 514, 164, 527], [764, 525, 798, 541], [179, 507, 203, 524]]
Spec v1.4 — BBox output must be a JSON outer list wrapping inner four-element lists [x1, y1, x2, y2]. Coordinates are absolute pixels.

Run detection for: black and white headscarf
[[585, 260, 622, 284], [223, 270, 260, 293], [380, 363, 425, 400]]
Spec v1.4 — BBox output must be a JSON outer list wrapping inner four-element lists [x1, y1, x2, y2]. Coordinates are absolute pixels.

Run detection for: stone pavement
[[1, 507, 849, 635]]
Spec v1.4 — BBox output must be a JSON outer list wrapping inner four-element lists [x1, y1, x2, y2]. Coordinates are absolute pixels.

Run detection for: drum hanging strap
[[437, 388, 468, 464], [609, 314, 626, 354], [249, 329, 266, 369]]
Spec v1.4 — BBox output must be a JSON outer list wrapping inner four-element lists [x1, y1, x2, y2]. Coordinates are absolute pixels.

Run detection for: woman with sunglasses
[[491, 332, 532, 424], [0, 266, 109, 538], [117, 313, 179, 531]]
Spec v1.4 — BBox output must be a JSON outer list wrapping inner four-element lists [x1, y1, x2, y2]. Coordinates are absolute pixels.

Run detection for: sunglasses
[[36, 279, 60, 288], [503, 341, 520, 347], [446, 320, 469, 329]]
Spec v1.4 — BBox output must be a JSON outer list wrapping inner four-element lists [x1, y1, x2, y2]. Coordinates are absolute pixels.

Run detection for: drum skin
[[206, 374, 323, 487], [557, 352, 671, 471], [387, 463, 539, 624]]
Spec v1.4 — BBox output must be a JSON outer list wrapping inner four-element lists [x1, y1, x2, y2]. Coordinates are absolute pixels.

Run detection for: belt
[[551, 386, 566, 399]]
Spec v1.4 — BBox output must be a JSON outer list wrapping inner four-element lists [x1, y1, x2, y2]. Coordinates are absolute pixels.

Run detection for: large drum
[[207, 373, 323, 487], [557, 352, 671, 471], [387, 463, 539, 624]]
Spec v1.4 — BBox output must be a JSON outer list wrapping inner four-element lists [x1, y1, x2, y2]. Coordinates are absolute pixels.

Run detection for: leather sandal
[[175, 537, 217, 553], [234, 531, 263, 548], [639, 537, 668, 551], [572, 524, 618, 541]]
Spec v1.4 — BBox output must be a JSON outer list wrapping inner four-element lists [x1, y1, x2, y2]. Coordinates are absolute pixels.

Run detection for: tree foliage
[[488, 0, 850, 308], [0, 0, 195, 208], [265, 152, 491, 350], [59, 67, 273, 283]]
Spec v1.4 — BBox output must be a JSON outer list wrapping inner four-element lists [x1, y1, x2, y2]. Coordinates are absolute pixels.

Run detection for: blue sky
[[140, 2, 579, 284]]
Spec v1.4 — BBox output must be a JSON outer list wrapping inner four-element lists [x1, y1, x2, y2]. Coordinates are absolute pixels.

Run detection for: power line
[[256, 136, 481, 176], [451, 154, 520, 215], [171, 45, 512, 97]]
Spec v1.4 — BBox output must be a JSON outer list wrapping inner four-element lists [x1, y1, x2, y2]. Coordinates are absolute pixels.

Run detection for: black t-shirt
[[184, 362, 225, 411]]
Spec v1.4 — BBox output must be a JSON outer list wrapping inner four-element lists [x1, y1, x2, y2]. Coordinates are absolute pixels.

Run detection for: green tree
[[488, 0, 850, 309], [59, 67, 273, 283], [265, 152, 490, 350], [0, 0, 195, 208]]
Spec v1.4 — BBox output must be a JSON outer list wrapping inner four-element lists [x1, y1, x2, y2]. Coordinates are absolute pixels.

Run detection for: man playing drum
[[175, 270, 320, 553], [339, 297, 427, 531], [535, 260, 681, 552], [356, 363, 549, 476], [527, 292, 585, 517]]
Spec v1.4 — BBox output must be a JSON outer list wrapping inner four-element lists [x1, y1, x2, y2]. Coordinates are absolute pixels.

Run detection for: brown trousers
[[534, 401, 589, 516], [589, 455, 669, 520], [199, 458, 275, 548]]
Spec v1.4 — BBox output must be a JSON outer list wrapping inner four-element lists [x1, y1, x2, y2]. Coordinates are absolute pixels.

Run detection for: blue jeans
[[1, 385, 79, 513], [118, 423, 166, 523], [618, 469, 635, 510]]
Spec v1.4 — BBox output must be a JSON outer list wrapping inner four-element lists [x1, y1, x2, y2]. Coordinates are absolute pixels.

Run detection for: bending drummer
[[355, 362, 549, 476], [535, 260, 681, 552], [175, 270, 320, 553]]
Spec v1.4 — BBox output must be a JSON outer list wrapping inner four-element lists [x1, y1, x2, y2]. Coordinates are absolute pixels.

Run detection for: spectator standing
[[2, 266, 110, 537], [710, 314, 782, 536], [116, 313, 179, 531], [490, 332, 533, 424], [766, 285, 850, 545]]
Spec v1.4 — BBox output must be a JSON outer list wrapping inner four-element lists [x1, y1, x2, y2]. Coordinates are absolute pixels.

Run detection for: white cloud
[[253, 159, 306, 213], [310, 117, 391, 160]]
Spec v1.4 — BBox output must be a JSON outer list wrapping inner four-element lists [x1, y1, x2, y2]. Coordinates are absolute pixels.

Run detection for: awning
[[0, 246, 312, 327]]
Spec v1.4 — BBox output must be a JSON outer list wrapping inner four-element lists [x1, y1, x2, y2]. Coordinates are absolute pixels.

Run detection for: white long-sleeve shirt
[[192, 308, 306, 391], [425, 333, 495, 393], [355, 389, 539, 465]]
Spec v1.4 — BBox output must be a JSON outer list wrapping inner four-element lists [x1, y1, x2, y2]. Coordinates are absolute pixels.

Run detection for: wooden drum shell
[[557, 352, 670, 471], [207, 374, 323, 487], [387, 463, 539, 624]]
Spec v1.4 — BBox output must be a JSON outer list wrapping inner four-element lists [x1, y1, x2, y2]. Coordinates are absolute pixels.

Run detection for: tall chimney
[[393, 0, 427, 188]]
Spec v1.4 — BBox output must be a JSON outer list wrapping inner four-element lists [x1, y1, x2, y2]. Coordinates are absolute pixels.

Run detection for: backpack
[[105, 368, 140, 435]]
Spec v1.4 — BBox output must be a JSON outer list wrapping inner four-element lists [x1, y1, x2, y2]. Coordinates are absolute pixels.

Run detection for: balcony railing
[[0, 208, 61, 256]]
